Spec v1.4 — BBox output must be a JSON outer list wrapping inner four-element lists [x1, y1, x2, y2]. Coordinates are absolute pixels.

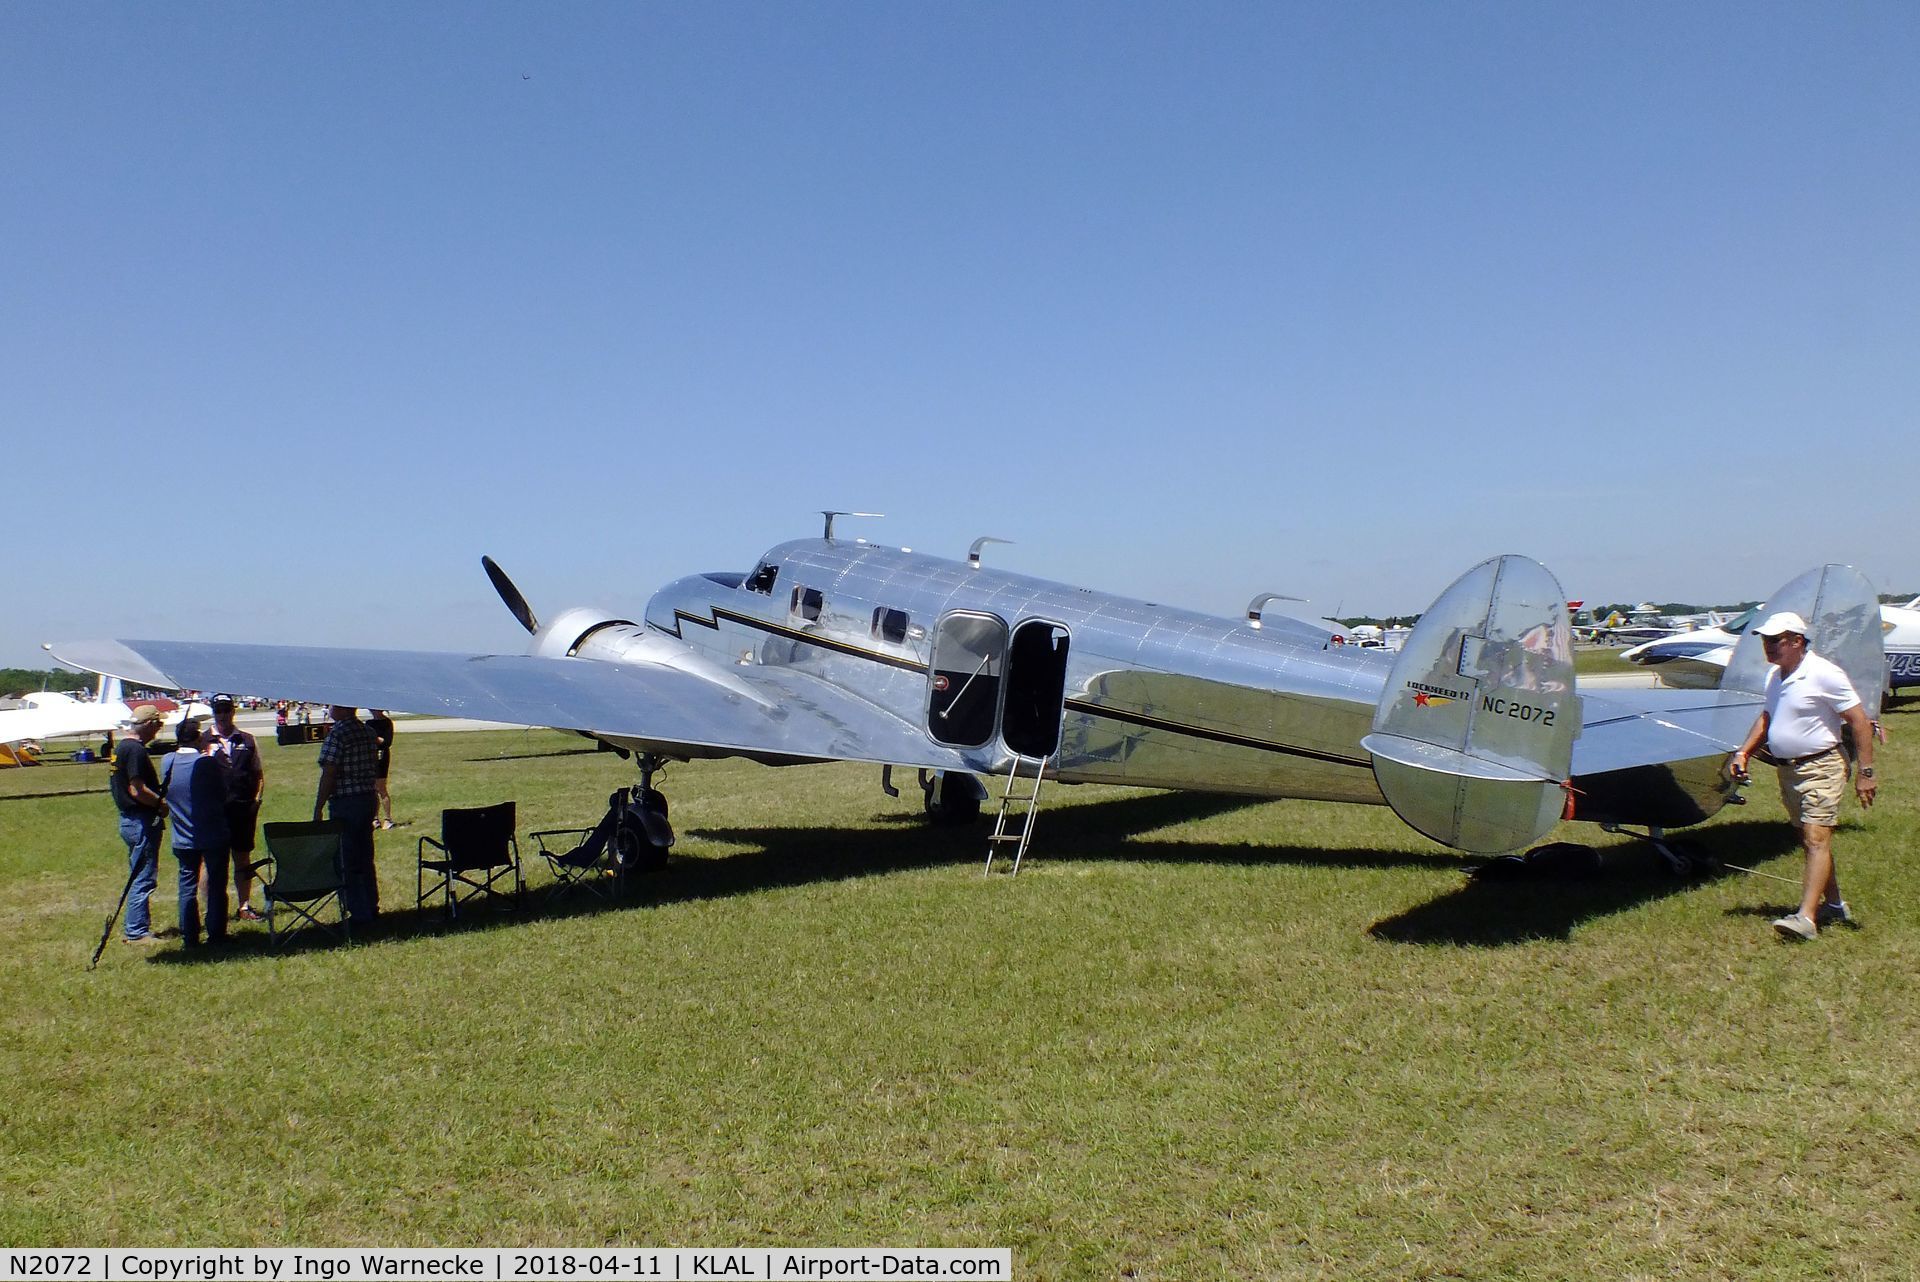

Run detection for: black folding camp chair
[[417, 801, 523, 918], [531, 787, 671, 902], [259, 820, 350, 947], [531, 792, 624, 902]]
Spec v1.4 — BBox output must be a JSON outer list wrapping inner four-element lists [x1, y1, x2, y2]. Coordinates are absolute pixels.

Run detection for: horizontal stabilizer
[[1363, 555, 1579, 853]]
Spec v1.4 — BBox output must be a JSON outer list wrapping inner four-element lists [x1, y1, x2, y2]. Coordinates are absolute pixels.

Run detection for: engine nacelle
[[528, 606, 648, 661], [527, 606, 770, 704]]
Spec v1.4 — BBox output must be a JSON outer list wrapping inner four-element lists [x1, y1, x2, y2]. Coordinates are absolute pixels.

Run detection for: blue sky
[[5, 3, 1916, 667]]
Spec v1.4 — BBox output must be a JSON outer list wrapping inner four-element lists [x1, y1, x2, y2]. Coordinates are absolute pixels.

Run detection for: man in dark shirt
[[315, 705, 381, 922], [367, 709, 396, 830], [207, 696, 267, 920], [111, 704, 169, 944]]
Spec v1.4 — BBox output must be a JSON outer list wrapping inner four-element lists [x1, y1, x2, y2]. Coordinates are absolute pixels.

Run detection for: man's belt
[[1773, 745, 1843, 767]]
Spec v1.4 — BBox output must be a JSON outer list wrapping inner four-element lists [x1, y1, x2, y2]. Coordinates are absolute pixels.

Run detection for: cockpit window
[[1724, 607, 1759, 635], [745, 563, 780, 594], [791, 586, 823, 622], [872, 607, 909, 644]]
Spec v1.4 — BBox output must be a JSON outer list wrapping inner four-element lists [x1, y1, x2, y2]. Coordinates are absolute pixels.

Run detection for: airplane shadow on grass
[[148, 797, 1808, 963], [1367, 818, 1805, 946], [681, 801, 1809, 947]]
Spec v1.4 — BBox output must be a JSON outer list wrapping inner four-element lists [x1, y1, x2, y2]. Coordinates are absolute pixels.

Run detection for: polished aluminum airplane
[[49, 514, 1888, 867]]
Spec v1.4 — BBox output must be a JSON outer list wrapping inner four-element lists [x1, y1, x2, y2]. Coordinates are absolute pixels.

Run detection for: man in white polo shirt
[[1728, 611, 1879, 940]]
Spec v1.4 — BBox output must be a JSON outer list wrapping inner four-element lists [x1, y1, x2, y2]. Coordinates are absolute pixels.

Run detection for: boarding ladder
[[984, 754, 1048, 875]]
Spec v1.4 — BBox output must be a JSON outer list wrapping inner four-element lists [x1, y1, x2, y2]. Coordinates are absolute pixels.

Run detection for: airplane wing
[[49, 639, 977, 772], [0, 707, 58, 746]]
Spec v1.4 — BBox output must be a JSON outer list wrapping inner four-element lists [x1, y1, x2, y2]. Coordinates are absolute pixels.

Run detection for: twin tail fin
[[1363, 555, 1579, 853]]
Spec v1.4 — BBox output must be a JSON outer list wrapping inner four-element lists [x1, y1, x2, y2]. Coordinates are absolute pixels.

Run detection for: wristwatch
[[1860, 766, 1876, 779]]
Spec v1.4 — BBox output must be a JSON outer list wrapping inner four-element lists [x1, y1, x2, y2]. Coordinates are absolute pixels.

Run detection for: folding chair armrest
[[419, 834, 447, 857], [529, 827, 590, 853]]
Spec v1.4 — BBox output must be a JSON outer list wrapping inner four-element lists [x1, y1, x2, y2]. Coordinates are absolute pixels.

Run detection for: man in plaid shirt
[[314, 705, 382, 921]]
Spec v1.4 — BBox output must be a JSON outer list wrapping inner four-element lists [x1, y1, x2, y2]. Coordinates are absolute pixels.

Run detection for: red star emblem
[[1414, 692, 1431, 707]]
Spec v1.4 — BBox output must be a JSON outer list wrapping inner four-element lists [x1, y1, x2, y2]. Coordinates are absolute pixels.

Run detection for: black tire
[[614, 815, 670, 874], [922, 773, 983, 826]]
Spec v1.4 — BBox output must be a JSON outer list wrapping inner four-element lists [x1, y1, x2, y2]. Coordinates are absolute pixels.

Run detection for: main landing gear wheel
[[616, 758, 675, 874], [920, 769, 984, 826]]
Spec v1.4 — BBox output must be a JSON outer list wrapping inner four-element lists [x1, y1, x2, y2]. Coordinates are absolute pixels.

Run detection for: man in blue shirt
[[162, 718, 231, 948]]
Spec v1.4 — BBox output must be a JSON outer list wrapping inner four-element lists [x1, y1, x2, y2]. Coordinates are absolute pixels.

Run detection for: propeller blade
[[482, 556, 539, 634]]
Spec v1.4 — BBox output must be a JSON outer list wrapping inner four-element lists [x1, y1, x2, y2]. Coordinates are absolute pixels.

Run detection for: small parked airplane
[[48, 518, 1887, 870], [1617, 610, 1758, 690], [1623, 594, 1920, 695], [0, 675, 209, 765]]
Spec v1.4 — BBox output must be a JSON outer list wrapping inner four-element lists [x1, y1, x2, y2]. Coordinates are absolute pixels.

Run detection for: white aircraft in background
[[1581, 604, 1738, 646], [1617, 610, 1759, 689], [0, 673, 210, 764], [1623, 597, 1920, 694], [1580, 606, 1683, 645]]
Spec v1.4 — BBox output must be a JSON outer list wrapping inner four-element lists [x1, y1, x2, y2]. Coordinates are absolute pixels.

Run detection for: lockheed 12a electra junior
[[51, 514, 1888, 875]]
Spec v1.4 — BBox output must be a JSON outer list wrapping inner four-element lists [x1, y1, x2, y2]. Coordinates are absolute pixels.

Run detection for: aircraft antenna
[[1246, 591, 1306, 630], [821, 511, 884, 541], [968, 536, 1014, 569]]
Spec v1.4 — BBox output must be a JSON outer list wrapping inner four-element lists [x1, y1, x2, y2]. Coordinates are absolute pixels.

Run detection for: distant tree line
[[1, 667, 92, 699], [1584, 593, 1917, 619]]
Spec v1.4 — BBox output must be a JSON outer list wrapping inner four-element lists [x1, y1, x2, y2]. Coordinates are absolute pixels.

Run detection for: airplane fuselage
[[644, 538, 1398, 804]]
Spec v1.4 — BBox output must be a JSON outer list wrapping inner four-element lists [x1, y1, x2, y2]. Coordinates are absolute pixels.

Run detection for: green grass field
[[1572, 645, 1644, 677], [2, 710, 1916, 1279]]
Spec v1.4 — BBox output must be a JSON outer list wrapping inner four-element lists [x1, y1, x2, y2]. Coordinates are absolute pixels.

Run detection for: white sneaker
[[1772, 912, 1817, 941], [1816, 900, 1855, 928]]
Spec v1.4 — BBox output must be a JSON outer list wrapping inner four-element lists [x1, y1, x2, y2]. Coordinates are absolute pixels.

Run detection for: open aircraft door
[[928, 611, 1008, 748], [1002, 619, 1070, 759]]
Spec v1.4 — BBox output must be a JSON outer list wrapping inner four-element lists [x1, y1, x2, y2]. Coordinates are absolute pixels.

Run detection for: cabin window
[[745, 563, 780, 595], [791, 586, 824, 622], [872, 607, 909, 644]]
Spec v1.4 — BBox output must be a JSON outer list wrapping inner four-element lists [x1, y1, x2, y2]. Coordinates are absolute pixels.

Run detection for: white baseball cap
[[1753, 611, 1810, 638]]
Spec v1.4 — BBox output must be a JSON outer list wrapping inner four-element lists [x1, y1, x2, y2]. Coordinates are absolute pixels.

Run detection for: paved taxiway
[[229, 711, 518, 737]]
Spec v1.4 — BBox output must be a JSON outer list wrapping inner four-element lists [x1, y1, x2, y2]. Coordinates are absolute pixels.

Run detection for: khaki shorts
[[1777, 747, 1848, 827]]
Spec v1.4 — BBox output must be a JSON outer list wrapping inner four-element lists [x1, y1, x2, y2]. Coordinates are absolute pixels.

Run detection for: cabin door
[[927, 611, 1008, 748], [1001, 620, 1071, 759]]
